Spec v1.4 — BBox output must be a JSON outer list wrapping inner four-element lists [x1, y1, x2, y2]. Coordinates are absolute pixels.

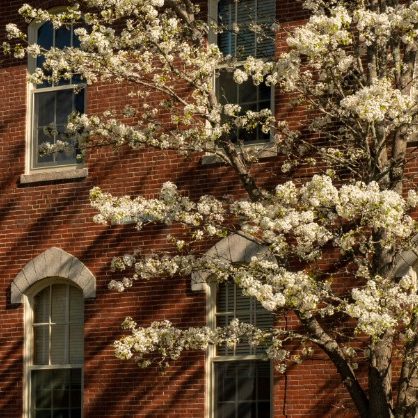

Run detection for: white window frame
[[206, 281, 273, 418], [26, 13, 86, 175], [208, 0, 276, 146], [23, 278, 84, 418]]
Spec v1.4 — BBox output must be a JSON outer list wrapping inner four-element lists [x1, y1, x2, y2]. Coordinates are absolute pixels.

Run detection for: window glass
[[31, 369, 82, 418], [216, 0, 275, 143], [218, 0, 275, 60], [31, 21, 84, 169], [33, 89, 82, 167], [214, 361, 271, 418], [31, 284, 83, 418], [216, 281, 273, 356], [213, 281, 272, 418]]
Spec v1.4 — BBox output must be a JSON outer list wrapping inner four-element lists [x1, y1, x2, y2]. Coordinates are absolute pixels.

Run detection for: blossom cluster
[[114, 317, 279, 368], [341, 79, 413, 125], [346, 271, 418, 338]]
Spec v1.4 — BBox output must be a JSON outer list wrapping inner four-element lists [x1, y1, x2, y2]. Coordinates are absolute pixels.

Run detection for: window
[[209, 281, 273, 418], [26, 282, 84, 418], [213, 0, 276, 143], [28, 20, 85, 170]]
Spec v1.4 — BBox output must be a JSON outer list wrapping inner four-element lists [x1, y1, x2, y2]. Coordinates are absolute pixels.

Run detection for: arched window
[[26, 280, 84, 418], [192, 234, 274, 418], [27, 18, 85, 171]]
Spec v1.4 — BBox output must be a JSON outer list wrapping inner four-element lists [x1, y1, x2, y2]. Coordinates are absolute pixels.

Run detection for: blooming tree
[[6, 0, 418, 416]]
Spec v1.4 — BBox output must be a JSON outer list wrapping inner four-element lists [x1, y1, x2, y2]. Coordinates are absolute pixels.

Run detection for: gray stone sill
[[20, 167, 88, 184], [201, 143, 278, 165]]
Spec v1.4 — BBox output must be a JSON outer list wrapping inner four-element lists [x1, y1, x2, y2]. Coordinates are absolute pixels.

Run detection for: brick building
[[0, 1, 358, 417]]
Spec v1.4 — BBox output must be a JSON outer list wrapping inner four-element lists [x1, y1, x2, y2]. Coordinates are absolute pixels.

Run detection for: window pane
[[32, 369, 52, 409], [51, 324, 67, 364], [217, 71, 237, 105], [258, 403, 271, 418], [69, 324, 83, 364], [217, 281, 234, 313], [35, 92, 55, 126], [70, 369, 82, 390], [237, 363, 256, 400], [218, 0, 235, 57], [215, 361, 270, 418], [70, 392, 82, 410], [236, 30, 255, 60], [53, 411, 69, 418], [35, 128, 54, 165], [217, 402, 235, 418], [218, 0, 274, 59], [70, 369, 82, 412], [259, 84, 271, 102], [237, 403, 255, 418], [256, 37, 274, 59], [216, 282, 273, 355], [53, 391, 69, 409], [55, 135, 77, 164], [72, 25, 82, 48], [239, 80, 257, 104], [35, 412, 51, 418], [55, 90, 74, 125], [51, 285, 67, 324], [34, 287, 50, 324], [32, 369, 82, 418], [74, 90, 85, 113], [70, 410, 81, 418], [257, 0, 275, 20], [37, 22, 53, 49], [215, 362, 236, 403], [34, 325, 49, 365], [55, 27, 72, 49], [257, 362, 271, 401]]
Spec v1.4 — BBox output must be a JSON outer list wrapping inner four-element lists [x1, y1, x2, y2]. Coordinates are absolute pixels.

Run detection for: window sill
[[20, 167, 88, 184], [201, 143, 277, 165]]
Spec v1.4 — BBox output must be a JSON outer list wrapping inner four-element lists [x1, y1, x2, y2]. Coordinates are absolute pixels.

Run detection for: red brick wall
[[0, 1, 362, 417]]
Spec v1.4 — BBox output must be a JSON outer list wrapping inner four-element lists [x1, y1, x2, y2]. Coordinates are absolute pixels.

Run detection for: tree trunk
[[369, 332, 395, 418], [396, 312, 418, 418]]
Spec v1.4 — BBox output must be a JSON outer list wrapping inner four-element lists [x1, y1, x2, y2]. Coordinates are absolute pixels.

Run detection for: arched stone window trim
[[191, 233, 271, 291], [11, 247, 96, 304]]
